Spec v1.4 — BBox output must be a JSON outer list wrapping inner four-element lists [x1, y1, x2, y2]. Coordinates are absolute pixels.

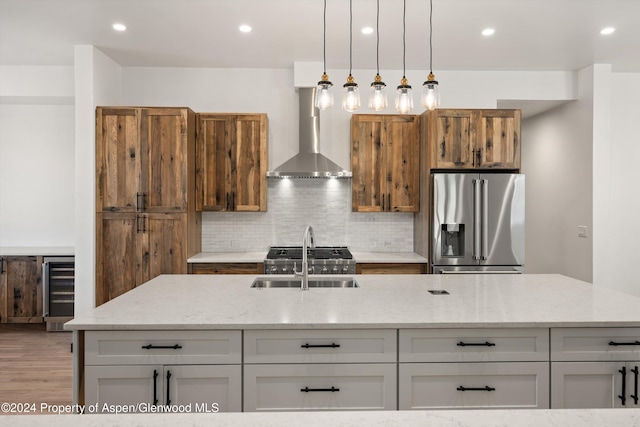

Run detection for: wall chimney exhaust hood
[[267, 87, 351, 178]]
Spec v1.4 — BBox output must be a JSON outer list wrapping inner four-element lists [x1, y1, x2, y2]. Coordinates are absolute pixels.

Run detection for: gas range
[[264, 246, 356, 275]]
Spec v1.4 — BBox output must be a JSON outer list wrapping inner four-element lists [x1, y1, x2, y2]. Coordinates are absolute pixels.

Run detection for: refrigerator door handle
[[481, 179, 489, 260], [473, 179, 481, 260]]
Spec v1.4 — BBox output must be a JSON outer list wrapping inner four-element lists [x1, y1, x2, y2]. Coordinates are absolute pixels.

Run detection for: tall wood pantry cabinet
[[195, 113, 268, 212], [426, 109, 521, 169], [95, 107, 201, 306], [351, 114, 420, 212]]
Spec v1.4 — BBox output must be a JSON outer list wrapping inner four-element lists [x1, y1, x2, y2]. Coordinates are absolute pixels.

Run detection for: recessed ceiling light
[[600, 27, 615, 35], [361, 27, 374, 35], [239, 24, 252, 33], [482, 28, 495, 36], [112, 23, 126, 32]]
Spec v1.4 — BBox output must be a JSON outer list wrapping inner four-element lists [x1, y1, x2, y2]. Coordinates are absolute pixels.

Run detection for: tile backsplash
[[202, 179, 414, 252]]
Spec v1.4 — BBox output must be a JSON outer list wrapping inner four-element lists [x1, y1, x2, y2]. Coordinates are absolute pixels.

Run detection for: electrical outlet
[[578, 225, 588, 238]]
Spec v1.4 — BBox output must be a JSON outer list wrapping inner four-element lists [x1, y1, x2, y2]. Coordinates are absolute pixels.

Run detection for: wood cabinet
[[84, 330, 242, 412], [550, 327, 640, 409], [351, 114, 420, 212], [188, 263, 264, 275], [356, 263, 428, 274], [399, 328, 550, 409], [243, 329, 397, 411], [95, 107, 201, 306], [426, 109, 521, 169], [196, 113, 267, 212], [0, 256, 43, 323]]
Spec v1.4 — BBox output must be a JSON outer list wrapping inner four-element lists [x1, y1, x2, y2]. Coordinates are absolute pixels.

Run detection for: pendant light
[[395, 0, 413, 114], [315, 0, 334, 110], [368, 0, 387, 111], [342, 0, 360, 112], [421, 0, 440, 110]]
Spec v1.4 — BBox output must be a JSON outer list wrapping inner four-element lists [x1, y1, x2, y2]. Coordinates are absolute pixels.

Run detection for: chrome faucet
[[294, 225, 315, 290]]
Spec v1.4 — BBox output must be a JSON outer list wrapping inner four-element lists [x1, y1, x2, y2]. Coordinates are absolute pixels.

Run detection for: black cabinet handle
[[136, 192, 141, 212], [142, 193, 147, 211], [301, 343, 340, 349], [609, 341, 640, 346], [141, 344, 183, 350], [456, 386, 496, 392], [166, 370, 172, 405], [387, 194, 391, 212], [232, 191, 235, 210], [632, 366, 639, 406], [457, 341, 496, 347], [0, 258, 4, 274], [152, 369, 158, 405], [381, 194, 385, 211], [619, 366, 627, 406], [300, 386, 340, 393]]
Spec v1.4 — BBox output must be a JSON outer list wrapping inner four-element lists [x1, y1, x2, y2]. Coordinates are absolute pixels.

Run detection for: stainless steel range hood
[[267, 87, 351, 178]]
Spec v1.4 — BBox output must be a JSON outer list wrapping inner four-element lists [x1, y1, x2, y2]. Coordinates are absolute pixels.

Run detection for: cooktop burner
[[266, 246, 353, 260]]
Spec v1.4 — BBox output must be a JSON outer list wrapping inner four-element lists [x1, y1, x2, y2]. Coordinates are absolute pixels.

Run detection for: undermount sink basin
[[251, 277, 359, 289]]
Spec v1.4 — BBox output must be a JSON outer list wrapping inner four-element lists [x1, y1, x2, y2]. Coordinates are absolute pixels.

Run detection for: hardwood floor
[[0, 324, 72, 414]]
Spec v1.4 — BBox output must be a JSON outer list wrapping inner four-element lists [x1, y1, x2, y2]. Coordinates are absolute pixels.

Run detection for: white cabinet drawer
[[551, 328, 640, 361], [85, 330, 241, 365], [399, 362, 549, 410], [244, 329, 397, 363], [244, 363, 397, 411], [399, 328, 549, 362]]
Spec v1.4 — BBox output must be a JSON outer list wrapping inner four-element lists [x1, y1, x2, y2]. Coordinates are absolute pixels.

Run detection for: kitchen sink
[[251, 277, 359, 289]]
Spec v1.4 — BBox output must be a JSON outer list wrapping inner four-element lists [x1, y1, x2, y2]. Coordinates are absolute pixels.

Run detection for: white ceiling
[[1, 0, 640, 73]]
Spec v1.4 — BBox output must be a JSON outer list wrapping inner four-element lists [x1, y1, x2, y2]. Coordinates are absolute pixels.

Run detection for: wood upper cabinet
[[0, 256, 43, 323], [95, 106, 201, 306], [196, 113, 267, 212], [96, 107, 196, 213], [427, 109, 521, 169], [351, 114, 420, 212]]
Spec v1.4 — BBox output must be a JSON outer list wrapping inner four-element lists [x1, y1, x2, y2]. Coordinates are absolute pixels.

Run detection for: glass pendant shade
[[315, 74, 334, 110], [395, 78, 413, 114], [368, 75, 387, 111], [342, 75, 360, 112], [421, 73, 440, 110]]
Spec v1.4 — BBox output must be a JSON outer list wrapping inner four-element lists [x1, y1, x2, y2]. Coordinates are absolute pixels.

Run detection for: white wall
[[608, 72, 640, 296]]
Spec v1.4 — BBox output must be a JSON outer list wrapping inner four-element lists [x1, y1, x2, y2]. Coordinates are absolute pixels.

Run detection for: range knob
[[281, 266, 289, 274], [342, 266, 350, 274], [308, 266, 314, 274], [331, 266, 339, 274], [321, 266, 328, 274], [270, 266, 278, 274]]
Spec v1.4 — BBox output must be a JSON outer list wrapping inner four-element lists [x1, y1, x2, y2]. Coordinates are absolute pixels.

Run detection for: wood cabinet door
[[96, 213, 142, 306], [144, 213, 188, 283], [96, 108, 141, 213], [351, 115, 386, 212], [141, 108, 190, 213], [429, 110, 475, 168], [385, 115, 419, 212], [0, 256, 42, 323], [234, 114, 267, 212], [196, 114, 233, 211], [477, 109, 521, 169]]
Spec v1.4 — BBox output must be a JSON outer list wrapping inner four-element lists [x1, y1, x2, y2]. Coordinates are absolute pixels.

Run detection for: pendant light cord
[[376, 0, 380, 75], [323, 0, 327, 75], [402, 0, 406, 79], [429, 0, 433, 74], [349, 0, 353, 76]]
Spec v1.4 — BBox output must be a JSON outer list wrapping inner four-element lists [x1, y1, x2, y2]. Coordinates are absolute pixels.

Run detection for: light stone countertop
[[65, 274, 640, 330], [1, 409, 638, 426], [187, 251, 428, 264], [0, 246, 74, 256]]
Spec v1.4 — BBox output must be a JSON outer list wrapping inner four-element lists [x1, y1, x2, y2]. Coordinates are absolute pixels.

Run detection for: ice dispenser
[[441, 224, 464, 257]]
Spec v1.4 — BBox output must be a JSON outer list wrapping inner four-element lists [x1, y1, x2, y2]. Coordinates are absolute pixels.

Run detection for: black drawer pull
[[631, 366, 639, 406], [456, 386, 496, 392], [301, 343, 340, 349], [141, 344, 183, 350], [166, 370, 172, 405], [300, 386, 340, 393], [619, 366, 627, 406], [609, 341, 640, 346], [152, 370, 158, 405], [457, 341, 496, 347]]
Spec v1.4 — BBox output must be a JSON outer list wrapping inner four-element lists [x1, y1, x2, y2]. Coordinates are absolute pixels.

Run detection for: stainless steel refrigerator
[[431, 173, 525, 274]]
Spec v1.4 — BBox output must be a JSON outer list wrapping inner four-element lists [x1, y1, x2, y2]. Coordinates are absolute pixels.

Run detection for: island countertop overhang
[[65, 273, 640, 331]]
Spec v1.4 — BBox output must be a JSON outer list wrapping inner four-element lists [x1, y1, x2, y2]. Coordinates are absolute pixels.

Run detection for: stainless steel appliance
[[431, 173, 525, 274], [265, 246, 355, 275], [43, 256, 75, 330]]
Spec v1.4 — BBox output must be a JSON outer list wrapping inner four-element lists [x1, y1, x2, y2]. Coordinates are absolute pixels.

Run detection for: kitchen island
[[65, 274, 640, 413]]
